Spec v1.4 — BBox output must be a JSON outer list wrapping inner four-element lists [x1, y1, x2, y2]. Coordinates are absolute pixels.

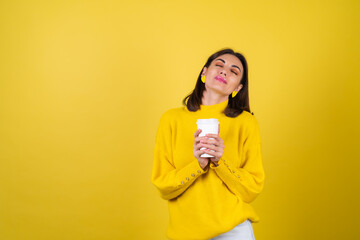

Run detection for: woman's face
[[201, 54, 244, 96]]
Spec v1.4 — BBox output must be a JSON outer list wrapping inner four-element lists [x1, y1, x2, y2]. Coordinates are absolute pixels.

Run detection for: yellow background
[[1, 0, 359, 239]]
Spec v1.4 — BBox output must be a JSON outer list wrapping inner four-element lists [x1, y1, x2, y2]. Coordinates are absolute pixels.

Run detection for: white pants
[[210, 219, 255, 240]]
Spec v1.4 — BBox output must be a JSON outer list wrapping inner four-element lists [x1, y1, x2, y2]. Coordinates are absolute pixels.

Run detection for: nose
[[220, 70, 226, 76]]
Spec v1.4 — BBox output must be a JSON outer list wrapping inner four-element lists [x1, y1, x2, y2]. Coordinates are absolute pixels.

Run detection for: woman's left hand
[[200, 131, 225, 165]]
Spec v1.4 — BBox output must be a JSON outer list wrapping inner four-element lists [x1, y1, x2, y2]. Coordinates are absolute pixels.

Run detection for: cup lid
[[196, 118, 219, 124]]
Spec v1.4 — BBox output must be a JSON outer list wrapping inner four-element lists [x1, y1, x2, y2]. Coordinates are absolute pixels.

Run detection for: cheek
[[235, 76, 242, 86], [230, 77, 241, 87]]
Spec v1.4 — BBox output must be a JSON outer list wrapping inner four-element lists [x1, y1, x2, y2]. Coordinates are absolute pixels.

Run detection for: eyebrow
[[215, 58, 242, 72]]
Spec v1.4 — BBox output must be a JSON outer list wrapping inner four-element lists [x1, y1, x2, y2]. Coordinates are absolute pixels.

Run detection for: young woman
[[152, 48, 265, 240]]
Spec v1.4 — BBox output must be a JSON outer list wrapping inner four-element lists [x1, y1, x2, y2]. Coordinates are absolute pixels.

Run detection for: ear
[[201, 67, 207, 76], [235, 84, 243, 92]]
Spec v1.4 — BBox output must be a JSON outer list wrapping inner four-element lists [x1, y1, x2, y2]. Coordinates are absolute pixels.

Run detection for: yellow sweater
[[151, 99, 265, 240]]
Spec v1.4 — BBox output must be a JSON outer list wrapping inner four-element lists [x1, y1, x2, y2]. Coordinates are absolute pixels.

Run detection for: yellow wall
[[1, 0, 359, 239]]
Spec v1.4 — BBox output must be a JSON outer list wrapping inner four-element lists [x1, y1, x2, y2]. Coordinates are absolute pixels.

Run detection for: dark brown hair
[[182, 48, 253, 117]]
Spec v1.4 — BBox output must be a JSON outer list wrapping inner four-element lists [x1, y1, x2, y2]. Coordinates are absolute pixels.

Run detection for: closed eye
[[216, 63, 238, 75]]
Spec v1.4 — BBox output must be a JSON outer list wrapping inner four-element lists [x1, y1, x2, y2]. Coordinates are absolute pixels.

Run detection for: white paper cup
[[196, 118, 219, 158]]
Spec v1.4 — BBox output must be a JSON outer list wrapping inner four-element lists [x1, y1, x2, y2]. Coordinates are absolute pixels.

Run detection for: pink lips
[[215, 75, 227, 84]]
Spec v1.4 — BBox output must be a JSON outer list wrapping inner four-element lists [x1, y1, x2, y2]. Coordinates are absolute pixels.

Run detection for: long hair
[[182, 48, 253, 117]]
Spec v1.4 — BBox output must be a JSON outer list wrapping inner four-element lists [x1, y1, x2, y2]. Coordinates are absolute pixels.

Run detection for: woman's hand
[[193, 129, 209, 169], [194, 124, 224, 169]]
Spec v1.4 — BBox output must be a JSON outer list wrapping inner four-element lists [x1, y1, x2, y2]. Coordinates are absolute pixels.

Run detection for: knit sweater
[[151, 99, 265, 240]]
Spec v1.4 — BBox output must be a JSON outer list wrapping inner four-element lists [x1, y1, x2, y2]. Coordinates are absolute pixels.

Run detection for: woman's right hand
[[193, 129, 209, 169]]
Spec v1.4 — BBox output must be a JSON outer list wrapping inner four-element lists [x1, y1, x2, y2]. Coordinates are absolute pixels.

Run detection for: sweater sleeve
[[210, 116, 265, 203], [151, 112, 208, 201]]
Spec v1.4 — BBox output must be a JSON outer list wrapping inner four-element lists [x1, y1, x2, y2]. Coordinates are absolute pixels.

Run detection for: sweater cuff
[[210, 158, 242, 179], [176, 159, 208, 187], [210, 158, 225, 169]]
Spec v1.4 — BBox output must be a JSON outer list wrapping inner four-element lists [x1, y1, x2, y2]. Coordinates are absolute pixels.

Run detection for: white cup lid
[[196, 118, 219, 125]]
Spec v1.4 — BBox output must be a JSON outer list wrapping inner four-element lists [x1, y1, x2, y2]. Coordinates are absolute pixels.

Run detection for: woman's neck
[[201, 89, 228, 106]]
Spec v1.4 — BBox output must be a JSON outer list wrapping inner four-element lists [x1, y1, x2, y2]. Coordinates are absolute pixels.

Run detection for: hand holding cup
[[194, 119, 224, 167]]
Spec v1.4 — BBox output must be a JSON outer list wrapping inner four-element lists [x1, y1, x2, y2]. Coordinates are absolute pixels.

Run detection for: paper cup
[[196, 118, 219, 158]]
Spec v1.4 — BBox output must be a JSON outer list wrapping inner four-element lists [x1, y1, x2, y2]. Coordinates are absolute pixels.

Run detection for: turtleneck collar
[[200, 99, 228, 112]]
